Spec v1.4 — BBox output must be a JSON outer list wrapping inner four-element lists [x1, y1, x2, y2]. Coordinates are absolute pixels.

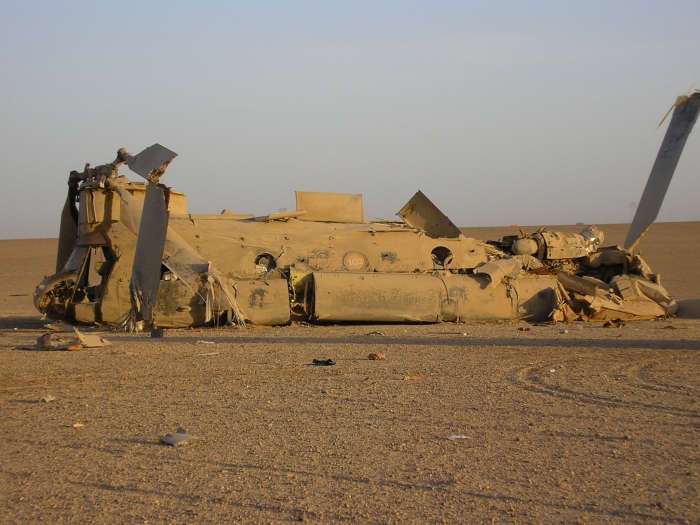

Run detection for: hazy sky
[[1, 1, 699, 238]]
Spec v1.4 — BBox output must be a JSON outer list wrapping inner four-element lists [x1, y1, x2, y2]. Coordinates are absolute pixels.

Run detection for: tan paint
[[35, 147, 680, 329]]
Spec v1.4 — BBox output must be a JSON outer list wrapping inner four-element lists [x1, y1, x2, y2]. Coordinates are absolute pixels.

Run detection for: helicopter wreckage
[[35, 92, 700, 330]]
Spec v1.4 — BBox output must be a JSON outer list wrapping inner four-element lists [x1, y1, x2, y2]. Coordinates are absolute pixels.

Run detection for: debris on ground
[[365, 331, 384, 336], [23, 328, 111, 351], [312, 359, 336, 366], [73, 423, 84, 428], [403, 375, 420, 380], [43, 323, 75, 332], [447, 434, 472, 440], [160, 428, 200, 447], [603, 319, 627, 328], [39, 395, 56, 403], [75, 330, 111, 348], [367, 353, 386, 360], [518, 327, 531, 332]]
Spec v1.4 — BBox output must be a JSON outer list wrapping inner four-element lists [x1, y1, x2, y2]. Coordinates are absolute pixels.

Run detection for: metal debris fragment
[[160, 428, 200, 447], [312, 359, 336, 366], [603, 319, 626, 328]]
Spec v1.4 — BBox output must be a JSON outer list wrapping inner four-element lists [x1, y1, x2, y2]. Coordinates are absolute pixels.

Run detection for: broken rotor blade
[[130, 181, 170, 325], [126, 144, 177, 179], [624, 92, 700, 251], [397, 190, 462, 238], [56, 185, 79, 272]]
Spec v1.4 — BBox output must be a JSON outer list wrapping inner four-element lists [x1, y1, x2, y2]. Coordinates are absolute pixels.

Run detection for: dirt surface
[[1, 224, 699, 524]]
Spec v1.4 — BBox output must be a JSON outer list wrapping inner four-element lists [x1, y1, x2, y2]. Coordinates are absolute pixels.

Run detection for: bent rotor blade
[[130, 182, 169, 325], [625, 92, 700, 251], [126, 144, 177, 179], [56, 188, 79, 272]]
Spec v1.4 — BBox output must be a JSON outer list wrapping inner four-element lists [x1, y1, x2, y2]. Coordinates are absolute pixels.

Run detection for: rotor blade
[[126, 144, 177, 179], [130, 182, 169, 324], [56, 184, 79, 272], [624, 92, 700, 251]]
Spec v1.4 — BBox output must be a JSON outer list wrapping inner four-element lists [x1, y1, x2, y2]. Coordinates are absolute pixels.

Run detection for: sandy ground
[[1, 223, 699, 524]]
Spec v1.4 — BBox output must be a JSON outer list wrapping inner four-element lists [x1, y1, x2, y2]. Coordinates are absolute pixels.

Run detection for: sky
[[0, 0, 699, 238]]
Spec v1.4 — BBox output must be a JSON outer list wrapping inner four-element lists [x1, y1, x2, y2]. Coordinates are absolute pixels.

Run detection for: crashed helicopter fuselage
[[34, 92, 700, 329]]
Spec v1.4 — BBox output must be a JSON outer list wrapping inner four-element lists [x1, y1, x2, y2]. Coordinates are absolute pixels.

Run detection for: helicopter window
[[64, 246, 88, 272], [161, 265, 178, 281], [255, 253, 277, 273], [431, 246, 453, 267], [73, 246, 116, 303]]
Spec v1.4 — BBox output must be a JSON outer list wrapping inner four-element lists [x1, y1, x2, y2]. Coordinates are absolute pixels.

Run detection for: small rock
[[403, 376, 420, 381], [40, 395, 56, 403], [312, 358, 335, 366], [367, 353, 385, 360], [73, 423, 84, 428], [559, 328, 568, 334]]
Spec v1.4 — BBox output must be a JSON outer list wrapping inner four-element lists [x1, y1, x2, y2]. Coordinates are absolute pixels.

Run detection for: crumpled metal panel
[[126, 144, 178, 179], [474, 258, 522, 288], [397, 190, 462, 239]]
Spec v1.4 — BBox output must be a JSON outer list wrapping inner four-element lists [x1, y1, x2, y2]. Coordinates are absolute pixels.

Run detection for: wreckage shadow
[[676, 299, 700, 319], [0, 316, 46, 329], [105, 334, 700, 351]]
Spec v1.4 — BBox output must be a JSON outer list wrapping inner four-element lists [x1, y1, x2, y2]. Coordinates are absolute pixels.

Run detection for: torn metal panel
[[635, 279, 678, 314], [295, 191, 364, 223], [558, 272, 600, 297], [116, 181, 245, 328], [397, 191, 462, 238], [625, 92, 700, 251], [584, 294, 666, 321], [126, 144, 178, 179], [474, 258, 522, 288]]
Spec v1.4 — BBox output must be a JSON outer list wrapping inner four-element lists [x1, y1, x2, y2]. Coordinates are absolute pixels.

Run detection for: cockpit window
[[64, 246, 88, 272], [72, 246, 116, 303]]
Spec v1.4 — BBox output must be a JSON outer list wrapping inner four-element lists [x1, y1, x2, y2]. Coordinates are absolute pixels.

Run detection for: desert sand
[[1, 223, 698, 524]]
